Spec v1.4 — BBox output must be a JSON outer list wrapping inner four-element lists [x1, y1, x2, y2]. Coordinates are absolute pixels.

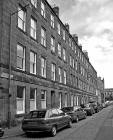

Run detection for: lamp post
[[8, 3, 30, 129]]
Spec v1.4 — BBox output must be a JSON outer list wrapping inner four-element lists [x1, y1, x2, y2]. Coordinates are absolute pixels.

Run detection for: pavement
[[0, 124, 24, 139]]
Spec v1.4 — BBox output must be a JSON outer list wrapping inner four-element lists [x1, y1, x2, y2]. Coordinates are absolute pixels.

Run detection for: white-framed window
[[41, 1, 45, 18], [31, 0, 37, 8], [30, 18, 36, 39], [71, 94, 74, 107], [16, 86, 25, 114], [65, 93, 68, 107], [72, 41, 74, 50], [18, 6, 26, 31], [41, 57, 46, 78], [58, 43, 61, 57], [63, 48, 66, 61], [70, 55, 72, 66], [41, 90, 46, 109], [51, 36, 55, 52], [75, 45, 77, 54], [30, 51, 36, 74], [17, 44, 25, 71], [41, 27, 46, 47], [72, 58, 74, 68], [51, 63, 56, 81], [69, 38, 71, 47], [63, 70, 66, 84], [51, 14, 54, 28], [70, 74, 73, 85], [57, 22, 60, 35], [59, 93, 62, 109], [58, 67, 62, 83], [63, 29, 65, 40], [75, 60, 78, 71], [30, 88, 37, 111]]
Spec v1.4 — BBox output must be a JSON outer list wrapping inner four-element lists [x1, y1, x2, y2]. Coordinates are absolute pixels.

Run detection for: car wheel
[[0, 132, 4, 137], [76, 117, 79, 123], [67, 119, 72, 128], [25, 132, 32, 137], [51, 126, 57, 137]]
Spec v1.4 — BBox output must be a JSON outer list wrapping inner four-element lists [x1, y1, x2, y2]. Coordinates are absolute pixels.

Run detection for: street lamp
[[8, 3, 30, 129]]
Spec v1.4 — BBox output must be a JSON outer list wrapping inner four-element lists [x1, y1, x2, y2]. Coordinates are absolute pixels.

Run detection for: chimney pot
[[53, 6, 59, 17]]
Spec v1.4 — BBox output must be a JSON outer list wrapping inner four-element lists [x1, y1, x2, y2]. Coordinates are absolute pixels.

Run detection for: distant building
[[0, 0, 98, 126], [104, 88, 113, 101], [96, 77, 105, 103]]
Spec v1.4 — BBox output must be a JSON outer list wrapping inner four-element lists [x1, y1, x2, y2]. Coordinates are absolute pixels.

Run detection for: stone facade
[[0, 0, 98, 126]]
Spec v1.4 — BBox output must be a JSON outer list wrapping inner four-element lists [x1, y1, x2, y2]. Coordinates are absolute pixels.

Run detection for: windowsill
[[51, 51, 56, 55], [30, 36, 38, 43], [41, 44, 47, 49], [16, 68, 25, 72], [15, 113, 25, 118], [58, 55, 62, 60], [41, 15, 47, 22], [40, 75, 47, 80], [30, 72, 37, 76], [17, 27, 27, 35], [51, 26, 55, 30]]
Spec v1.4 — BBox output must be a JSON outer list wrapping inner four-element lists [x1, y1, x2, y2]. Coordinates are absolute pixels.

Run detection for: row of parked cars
[[21, 102, 104, 137]]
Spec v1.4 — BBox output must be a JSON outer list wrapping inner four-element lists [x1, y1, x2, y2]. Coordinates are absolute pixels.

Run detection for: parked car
[[0, 121, 4, 137], [89, 102, 103, 113], [22, 108, 72, 137], [0, 128, 4, 137], [81, 104, 95, 116], [89, 102, 99, 113], [61, 106, 87, 122]]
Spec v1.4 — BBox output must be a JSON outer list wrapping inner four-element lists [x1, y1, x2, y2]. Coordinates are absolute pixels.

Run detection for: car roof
[[74, 106, 81, 110], [62, 106, 73, 109], [30, 108, 61, 113]]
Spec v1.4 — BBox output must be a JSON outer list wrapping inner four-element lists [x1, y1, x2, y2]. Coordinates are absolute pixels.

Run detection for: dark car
[[22, 108, 72, 137], [61, 106, 87, 122], [0, 121, 4, 137], [82, 104, 95, 116], [89, 102, 99, 113], [89, 102, 103, 113], [0, 128, 4, 137]]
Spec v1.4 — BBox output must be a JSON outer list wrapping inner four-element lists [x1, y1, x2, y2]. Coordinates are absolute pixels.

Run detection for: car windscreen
[[61, 107, 73, 112], [27, 111, 47, 118]]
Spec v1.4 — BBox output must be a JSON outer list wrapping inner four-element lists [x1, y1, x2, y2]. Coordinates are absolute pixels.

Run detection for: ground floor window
[[30, 88, 37, 111], [59, 93, 62, 109], [41, 90, 46, 109], [65, 93, 68, 107], [71, 94, 74, 107], [16, 86, 25, 114], [74, 95, 79, 106]]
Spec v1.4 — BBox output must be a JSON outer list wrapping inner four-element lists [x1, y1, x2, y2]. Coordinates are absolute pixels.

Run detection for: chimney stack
[[83, 50, 89, 59], [53, 6, 59, 17], [72, 34, 78, 43], [65, 23, 70, 32], [79, 44, 82, 50]]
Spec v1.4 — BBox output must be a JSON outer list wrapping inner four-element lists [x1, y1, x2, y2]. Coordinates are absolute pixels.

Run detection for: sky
[[47, 0, 113, 88]]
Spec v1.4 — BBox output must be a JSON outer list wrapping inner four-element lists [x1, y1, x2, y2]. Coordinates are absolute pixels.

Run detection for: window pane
[[17, 86, 25, 114], [17, 57, 23, 69], [30, 88, 36, 111]]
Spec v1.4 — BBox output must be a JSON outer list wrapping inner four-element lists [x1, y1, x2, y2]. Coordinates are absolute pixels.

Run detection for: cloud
[[47, 0, 113, 88]]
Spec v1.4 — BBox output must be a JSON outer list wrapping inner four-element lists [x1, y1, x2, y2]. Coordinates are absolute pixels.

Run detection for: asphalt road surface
[[3, 105, 113, 140]]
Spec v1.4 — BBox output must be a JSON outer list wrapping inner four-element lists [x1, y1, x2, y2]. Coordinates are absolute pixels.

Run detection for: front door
[[51, 91, 55, 108]]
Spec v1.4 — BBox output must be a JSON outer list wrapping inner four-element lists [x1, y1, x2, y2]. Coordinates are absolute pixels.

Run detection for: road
[[4, 105, 113, 140]]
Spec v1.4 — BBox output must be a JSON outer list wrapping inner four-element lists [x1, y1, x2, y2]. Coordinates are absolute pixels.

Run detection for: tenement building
[[0, 0, 98, 126]]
